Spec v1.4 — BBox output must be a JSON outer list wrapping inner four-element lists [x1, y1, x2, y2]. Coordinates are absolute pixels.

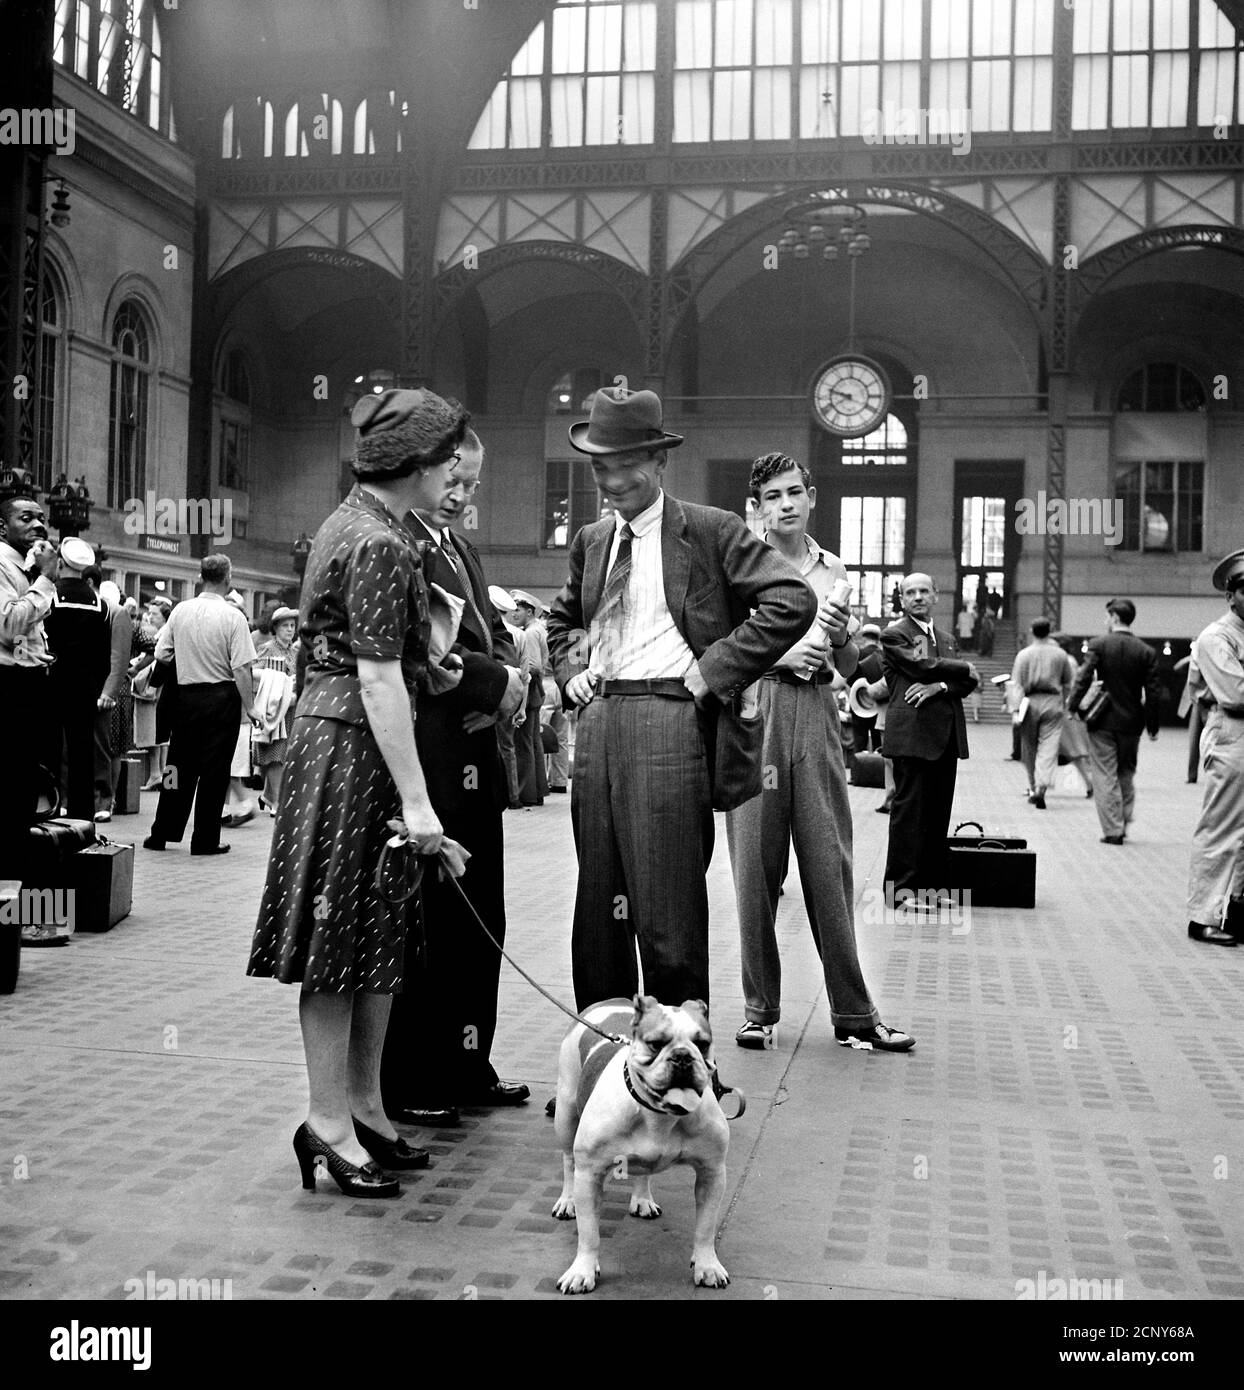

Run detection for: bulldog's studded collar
[[623, 1061, 675, 1114]]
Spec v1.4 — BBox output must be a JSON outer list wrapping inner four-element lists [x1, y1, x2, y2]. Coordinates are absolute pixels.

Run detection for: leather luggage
[[69, 841, 134, 932], [850, 750, 885, 788], [0, 896, 19, 994], [26, 818, 96, 886], [946, 822, 1036, 908], [115, 757, 142, 815]]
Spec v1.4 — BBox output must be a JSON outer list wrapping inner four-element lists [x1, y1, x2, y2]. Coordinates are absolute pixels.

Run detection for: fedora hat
[[1211, 547, 1244, 592], [848, 678, 879, 720], [568, 386, 683, 456]]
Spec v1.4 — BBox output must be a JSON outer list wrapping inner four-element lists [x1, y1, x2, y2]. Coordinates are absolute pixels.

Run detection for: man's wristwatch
[[939, 681, 948, 694]]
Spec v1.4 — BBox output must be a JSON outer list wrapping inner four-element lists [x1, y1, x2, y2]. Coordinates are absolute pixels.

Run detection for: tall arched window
[[1113, 363, 1206, 553], [108, 301, 152, 508], [54, 0, 173, 136], [37, 271, 66, 495], [838, 414, 910, 617]]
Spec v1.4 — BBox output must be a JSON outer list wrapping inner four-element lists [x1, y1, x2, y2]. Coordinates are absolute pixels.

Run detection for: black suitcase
[[850, 750, 886, 788], [946, 822, 1036, 908], [0, 902, 19, 994], [69, 841, 134, 932], [115, 758, 142, 815], [26, 818, 96, 886]]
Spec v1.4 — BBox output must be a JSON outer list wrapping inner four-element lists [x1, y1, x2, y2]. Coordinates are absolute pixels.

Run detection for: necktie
[[441, 532, 493, 657], [593, 523, 634, 677]]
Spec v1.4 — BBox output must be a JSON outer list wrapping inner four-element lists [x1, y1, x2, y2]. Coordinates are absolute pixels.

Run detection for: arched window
[[838, 414, 910, 616], [1117, 362, 1207, 412], [54, 0, 172, 136], [217, 349, 253, 496], [108, 301, 152, 509], [36, 270, 66, 495]]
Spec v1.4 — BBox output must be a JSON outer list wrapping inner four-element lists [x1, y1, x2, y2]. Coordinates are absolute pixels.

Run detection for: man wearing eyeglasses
[[381, 426, 530, 1125], [1185, 549, 1244, 948]]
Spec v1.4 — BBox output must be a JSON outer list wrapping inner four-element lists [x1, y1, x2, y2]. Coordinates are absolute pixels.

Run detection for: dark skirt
[[247, 714, 406, 993]]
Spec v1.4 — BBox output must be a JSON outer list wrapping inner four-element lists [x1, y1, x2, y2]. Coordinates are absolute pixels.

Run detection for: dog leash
[[377, 830, 748, 1117], [375, 829, 626, 1044]]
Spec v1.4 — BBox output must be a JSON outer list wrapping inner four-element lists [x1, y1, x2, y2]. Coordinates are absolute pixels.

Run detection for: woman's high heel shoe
[[293, 1122, 401, 1197], [352, 1116, 431, 1171]]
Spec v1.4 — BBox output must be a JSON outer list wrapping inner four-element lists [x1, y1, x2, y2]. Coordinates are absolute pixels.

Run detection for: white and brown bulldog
[[551, 995, 730, 1295]]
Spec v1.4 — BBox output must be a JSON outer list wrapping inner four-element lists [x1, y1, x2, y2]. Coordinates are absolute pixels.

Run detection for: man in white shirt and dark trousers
[[144, 554, 258, 856], [727, 455, 914, 1054], [547, 388, 815, 1014]]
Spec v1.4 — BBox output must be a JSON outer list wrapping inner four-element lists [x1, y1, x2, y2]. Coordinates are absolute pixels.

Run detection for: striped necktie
[[592, 523, 633, 677]]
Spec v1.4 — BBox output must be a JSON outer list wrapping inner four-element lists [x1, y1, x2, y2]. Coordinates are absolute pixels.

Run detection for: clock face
[[811, 356, 892, 438]]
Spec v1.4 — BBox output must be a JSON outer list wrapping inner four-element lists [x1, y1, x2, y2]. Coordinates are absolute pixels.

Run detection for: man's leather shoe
[[548, 785, 568, 794], [545, 1096, 556, 1118], [1188, 921, 1236, 947], [835, 1023, 916, 1052], [21, 926, 69, 947], [393, 1105, 460, 1128], [191, 844, 231, 856], [1100, 835, 1124, 845], [142, 835, 166, 851], [460, 1080, 530, 1107]]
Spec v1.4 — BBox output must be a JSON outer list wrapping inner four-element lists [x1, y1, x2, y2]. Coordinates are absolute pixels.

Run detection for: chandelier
[[776, 203, 871, 262]]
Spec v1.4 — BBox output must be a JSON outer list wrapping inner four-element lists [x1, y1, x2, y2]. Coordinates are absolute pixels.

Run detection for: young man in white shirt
[[726, 454, 914, 1054]]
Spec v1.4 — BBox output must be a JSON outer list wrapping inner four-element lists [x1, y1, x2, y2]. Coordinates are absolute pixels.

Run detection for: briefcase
[[946, 821, 1036, 908], [850, 750, 885, 788], [115, 757, 142, 815], [69, 841, 134, 932]]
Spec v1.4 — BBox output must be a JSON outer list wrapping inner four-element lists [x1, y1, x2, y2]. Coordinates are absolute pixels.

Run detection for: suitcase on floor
[[1226, 897, 1244, 944], [115, 757, 142, 815], [26, 818, 96, 886], [68, 840, 134, 932], [850, 750, 885, 788], [0, 897, 19, 994], [946, 822, 1036, 908]]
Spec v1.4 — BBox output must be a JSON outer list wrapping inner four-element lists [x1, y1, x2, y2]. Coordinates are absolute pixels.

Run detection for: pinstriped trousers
[[726, 679, 878, 1030], [569, 693, 713, 1009]]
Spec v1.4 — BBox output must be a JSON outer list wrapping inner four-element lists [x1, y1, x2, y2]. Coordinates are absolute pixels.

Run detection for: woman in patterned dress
[[248, 388, 470, 1198]]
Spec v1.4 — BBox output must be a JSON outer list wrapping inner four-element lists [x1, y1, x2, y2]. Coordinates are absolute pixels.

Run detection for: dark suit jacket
[[1068, 630, 1162, 737], [880, 616, 978, 760], [412, 525, 517, 817], [547, 495, 815, 704]]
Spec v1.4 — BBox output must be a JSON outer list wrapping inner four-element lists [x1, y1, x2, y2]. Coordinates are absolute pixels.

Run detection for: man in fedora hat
[[726, 453, 913, 1055], [547, 387, 815, 1013], [1185, 548, 1244, 947]]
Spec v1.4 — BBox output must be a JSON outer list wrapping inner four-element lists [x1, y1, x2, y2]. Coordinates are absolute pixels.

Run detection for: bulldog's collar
[[623, 1060, 678, 1115]]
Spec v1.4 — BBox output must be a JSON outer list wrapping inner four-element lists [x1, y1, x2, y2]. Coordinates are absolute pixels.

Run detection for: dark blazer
[[1068, 630, 1162, 737], [546, 495, 815, 704], [880, 616, 978, 760], [412, 526, 517, 816]]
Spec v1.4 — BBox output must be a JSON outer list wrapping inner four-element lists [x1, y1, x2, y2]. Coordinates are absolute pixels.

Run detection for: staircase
[[964, 618, 1019, 724]]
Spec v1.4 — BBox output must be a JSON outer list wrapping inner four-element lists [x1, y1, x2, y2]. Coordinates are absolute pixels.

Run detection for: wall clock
[[811, 355, 891, 438]]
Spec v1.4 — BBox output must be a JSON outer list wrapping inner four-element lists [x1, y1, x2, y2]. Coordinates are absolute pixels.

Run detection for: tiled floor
[[2, 724, 1241, 1301]]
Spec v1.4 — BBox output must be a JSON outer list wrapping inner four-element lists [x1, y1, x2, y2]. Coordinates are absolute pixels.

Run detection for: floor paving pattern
[[1, 725, 1240, 1303]]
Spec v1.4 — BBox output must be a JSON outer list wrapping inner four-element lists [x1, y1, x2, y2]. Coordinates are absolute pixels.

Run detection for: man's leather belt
[[597, 678, 692, 700], [765, 670, 835, 687]]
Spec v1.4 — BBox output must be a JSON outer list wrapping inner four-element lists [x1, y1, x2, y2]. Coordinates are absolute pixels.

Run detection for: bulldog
[[551, 995, 730, 1295]]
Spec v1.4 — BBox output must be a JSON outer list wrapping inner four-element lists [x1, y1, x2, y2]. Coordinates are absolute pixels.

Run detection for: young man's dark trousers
[[0, 666, 51, 880], [150, 682, 240, 850]]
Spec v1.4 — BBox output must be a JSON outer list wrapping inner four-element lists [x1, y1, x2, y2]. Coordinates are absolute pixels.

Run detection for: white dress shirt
[[590, 491, 694, 681], [0, 540, 56, 667]]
